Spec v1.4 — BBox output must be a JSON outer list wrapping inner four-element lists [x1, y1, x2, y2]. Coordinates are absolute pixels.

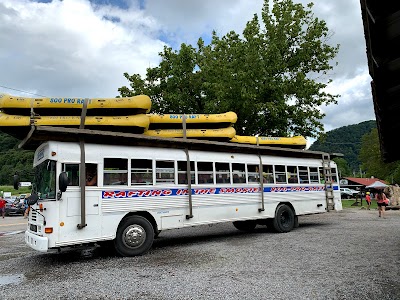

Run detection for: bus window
[[331, 167, 338, 183], [215, 162, 230, 183], [34, 160, 57, 200], [197, 161, 213, 184], [85, 163, 98, 186], [319, 167, 325, 183], [262, 164, 274, 183], [177, 161, 195, 184], [247, 164, 260, 183], [104, 158, 128, 186], [156, 160, 175, 184], [63, 164, 79, 186], [298, 166, 310, 184], [275, 165, 287, 184], [131, 159, 153, 185], [309, 167, 319, 183], [287, 166, 298, 183], [232, 163, 246, 183]]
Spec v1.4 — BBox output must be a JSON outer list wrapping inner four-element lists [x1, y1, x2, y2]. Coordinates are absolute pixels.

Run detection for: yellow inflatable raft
[[230, 135, 307, 149], [144, 127, 236, 140], [0, 94, 151, 116], [147, 111, 237, 129], [0, 112, 150, 139], [0, 112, 148, 128]]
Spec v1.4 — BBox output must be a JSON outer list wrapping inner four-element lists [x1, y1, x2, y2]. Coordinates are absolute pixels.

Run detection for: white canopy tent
[[365, 181, 388, 189]]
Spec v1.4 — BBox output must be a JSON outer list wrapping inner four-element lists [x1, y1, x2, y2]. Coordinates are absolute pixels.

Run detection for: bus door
[[60, 163, 101, 243]]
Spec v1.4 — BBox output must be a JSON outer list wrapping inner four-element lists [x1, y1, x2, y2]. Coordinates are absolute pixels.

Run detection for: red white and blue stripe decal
[[102, 186, 332, 199]]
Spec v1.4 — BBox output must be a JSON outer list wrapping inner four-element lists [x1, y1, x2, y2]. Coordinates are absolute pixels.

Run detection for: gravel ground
[[0, 208, 399, 300]]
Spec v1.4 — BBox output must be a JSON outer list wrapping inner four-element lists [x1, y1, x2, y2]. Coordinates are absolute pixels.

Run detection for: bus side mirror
[[13, 174, 20, 190], [59, 172, 68, 192], [27, 194, 39, 205]]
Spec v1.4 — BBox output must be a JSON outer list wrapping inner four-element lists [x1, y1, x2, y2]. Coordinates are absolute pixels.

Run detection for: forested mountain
[[0, 131, 34, 185], [309, 120, 377, 173]]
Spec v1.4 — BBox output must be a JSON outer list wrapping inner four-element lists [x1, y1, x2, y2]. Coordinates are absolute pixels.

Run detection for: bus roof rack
[[18, 125, 343, 160]]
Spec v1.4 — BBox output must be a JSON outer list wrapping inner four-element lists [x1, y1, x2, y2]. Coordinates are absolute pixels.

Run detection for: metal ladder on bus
[[322, 154, 335, 211]]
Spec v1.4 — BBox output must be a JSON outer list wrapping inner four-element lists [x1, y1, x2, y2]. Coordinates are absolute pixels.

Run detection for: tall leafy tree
[[359, 128, 400, 183], [121, 0, 340, 138], [0, 132, 34, 185], [334, 157, 352, 178], [120, 44, 203, 114]]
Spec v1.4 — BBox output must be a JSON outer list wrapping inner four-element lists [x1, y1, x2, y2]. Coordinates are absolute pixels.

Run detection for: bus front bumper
[[25, 230, 48, 252]]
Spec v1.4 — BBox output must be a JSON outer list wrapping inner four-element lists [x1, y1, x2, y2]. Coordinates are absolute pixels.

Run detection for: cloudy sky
[[0, 0, 373, 146]]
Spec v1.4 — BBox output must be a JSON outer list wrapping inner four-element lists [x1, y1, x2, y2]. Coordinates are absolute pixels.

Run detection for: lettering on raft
[[49, 98, 92, 104]]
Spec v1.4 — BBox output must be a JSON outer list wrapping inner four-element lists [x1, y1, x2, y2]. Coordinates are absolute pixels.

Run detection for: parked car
[[18, 194, 27, 201], [4, 197, 13, 205], [5, 198, 24, 216], [340, 188, 360, 199]]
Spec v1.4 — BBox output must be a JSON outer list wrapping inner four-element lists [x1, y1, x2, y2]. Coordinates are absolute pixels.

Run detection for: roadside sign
[[20, 182, 32, 187]]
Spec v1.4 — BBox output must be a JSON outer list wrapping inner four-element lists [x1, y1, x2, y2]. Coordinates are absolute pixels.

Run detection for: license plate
[[30, 224, 37, 232]]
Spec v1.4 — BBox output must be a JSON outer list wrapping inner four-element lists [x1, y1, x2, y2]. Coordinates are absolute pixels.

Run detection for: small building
[[339, 177, 389, 193]]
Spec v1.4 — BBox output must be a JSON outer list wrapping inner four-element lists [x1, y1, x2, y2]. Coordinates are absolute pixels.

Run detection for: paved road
[[0, 215, 27, 235], [1, 209, 400, 299]]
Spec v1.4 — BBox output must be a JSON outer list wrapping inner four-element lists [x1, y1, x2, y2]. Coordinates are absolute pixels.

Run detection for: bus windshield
[[33, 159, 57, 200]]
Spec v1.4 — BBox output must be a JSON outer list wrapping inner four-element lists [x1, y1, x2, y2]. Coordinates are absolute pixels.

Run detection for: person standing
[[23, 196, 29, 219], [365, 192, 371, 210], [0, 197, 6, 218], [86, 163, 98, 186], [376, 190, 389, 218]]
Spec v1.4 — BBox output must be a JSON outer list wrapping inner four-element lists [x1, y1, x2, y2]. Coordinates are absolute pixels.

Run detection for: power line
[[317, 141, 360, 145], [0, 84, 46, 97]]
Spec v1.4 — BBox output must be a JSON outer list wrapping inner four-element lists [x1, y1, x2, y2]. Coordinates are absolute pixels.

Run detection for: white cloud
[[296, 0, 375, 136], [0, 0, 165, 98], [0, 0, 375, 137], [322, 71, 374, 132], [144, 0, 263, 45]]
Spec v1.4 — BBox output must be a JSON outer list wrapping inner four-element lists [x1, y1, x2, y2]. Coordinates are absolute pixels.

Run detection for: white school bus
[[17, 127, 342, 257]]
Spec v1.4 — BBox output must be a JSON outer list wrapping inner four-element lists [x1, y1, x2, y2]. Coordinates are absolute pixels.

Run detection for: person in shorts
[[376, 190, 388, 218], [365, 191, 371, 210], [0, 197, 6, 218], [23, 196, 29, 219]]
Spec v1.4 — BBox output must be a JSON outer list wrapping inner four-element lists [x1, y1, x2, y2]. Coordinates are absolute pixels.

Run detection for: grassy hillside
[[0, 185, 32, 197]]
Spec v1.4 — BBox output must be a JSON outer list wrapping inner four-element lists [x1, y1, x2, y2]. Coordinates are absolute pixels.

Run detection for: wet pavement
[[0, 215, 27, 235], [0, 274, 24, 286]]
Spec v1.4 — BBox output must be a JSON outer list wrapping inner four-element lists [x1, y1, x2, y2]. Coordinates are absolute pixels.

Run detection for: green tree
[[359, 128, 400, 183], [334, 157, 352, 177], [119, 0, 339, 137], [0, 131, 34, 185]]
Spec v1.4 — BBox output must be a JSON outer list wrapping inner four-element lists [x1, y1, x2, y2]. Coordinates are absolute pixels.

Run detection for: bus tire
[[97, 240, 116, 255], [114, 216, 154, 257], [273, 204, 295, 233], [294, 215, 299, 228], [154, 230, 162, 239], [232, 220, 257, 232], [265, 218, 274, 231]]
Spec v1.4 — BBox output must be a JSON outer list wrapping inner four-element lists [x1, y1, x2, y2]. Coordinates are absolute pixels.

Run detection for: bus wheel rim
[[122, 225, 146, 248], [280, 212, 289, 228]]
